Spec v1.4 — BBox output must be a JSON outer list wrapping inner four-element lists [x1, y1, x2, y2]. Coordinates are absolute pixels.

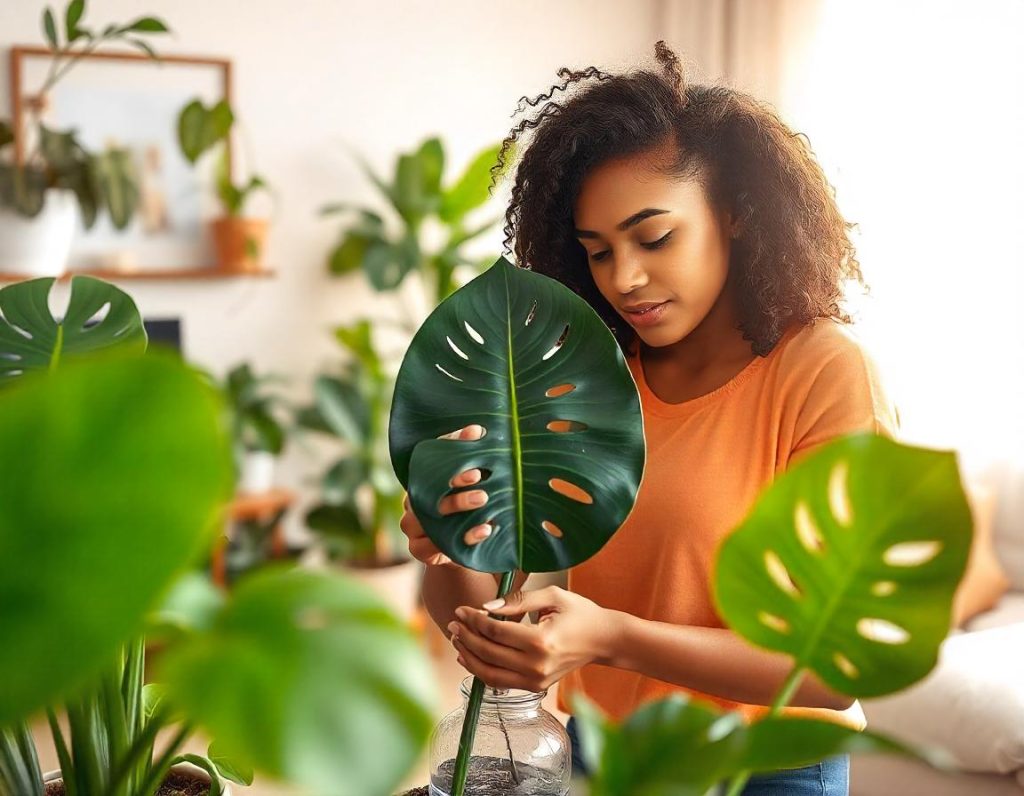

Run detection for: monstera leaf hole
[[883, 541, 943, 566], [547, 419, 588, 432], [542, 323, 570, 361], [545, 383, 576, 398], [541, 520, 564, 538], [549, 478, 593, 504]]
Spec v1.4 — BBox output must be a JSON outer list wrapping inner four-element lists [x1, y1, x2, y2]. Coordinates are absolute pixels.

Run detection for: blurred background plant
[[0, 0, 170, 227], [322, 135, 510, 309], [219, 361, 289, 493], [176, 97, 273, 271], [303, 136, 510, 568], [297, 319, 405, 566]]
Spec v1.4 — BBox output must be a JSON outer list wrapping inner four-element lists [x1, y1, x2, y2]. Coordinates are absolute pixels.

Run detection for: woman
[[401, 41, 895, 794]]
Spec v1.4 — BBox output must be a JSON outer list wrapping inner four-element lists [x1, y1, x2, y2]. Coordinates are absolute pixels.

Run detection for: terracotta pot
[[43, 760, 231, 795], [209, 216, 268, 273]]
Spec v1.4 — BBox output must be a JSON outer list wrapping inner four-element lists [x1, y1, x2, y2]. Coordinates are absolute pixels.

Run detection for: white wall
[[0, 0, 662, 540]]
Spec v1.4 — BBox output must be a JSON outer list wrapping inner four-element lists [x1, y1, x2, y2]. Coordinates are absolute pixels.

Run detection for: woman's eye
[[641, 231, 673, 250], [588, 250, 610, 262]]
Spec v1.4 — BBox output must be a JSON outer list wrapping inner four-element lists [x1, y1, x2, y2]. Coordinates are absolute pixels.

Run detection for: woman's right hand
[[399, 424, 492, 567]]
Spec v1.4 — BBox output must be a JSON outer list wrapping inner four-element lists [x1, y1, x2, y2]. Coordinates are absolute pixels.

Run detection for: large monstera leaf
[[0, 352, 233, 723], [0, 276, 146, 382], [159, 567, 436, 796], [714, 433, 972, 699], [389, 256, 645, 573]]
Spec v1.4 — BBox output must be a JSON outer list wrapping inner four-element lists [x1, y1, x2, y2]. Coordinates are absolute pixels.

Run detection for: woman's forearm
[[422, 565, 529, 640], [602, 609, 854, 711]]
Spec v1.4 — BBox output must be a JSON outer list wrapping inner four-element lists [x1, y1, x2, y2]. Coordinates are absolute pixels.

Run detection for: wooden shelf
[[0, 266, 276, 282]]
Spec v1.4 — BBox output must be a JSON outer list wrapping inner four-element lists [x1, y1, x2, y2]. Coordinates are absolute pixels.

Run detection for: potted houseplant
[[177, 99, 271, 273], [220, 361, 288, 493], [0, 275, 436, 796], [389, 257, 973, 795], [297, 319, 420, 621], [0, 0, 170, 276]]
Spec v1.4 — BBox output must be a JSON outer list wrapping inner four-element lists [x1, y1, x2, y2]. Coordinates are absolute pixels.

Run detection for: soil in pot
[[427, 755, 568, 796], [46, 770, 210, 796]]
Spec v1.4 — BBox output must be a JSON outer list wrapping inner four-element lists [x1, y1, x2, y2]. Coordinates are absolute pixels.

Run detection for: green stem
[[0, 722, 44, 796], [100, 664, 129, 796], [100, 707, 170, 796], [46, 709, 75, 796], [134, 723, 191, 796], [449, 571, 517, 796], [722, 667, 806, 796]]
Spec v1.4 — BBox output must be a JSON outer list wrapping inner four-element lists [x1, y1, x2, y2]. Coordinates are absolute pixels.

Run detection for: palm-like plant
[[298, 319, 406, 564], [322, 136, 510, 306]]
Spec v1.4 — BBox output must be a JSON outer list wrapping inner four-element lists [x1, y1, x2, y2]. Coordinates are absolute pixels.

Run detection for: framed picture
[[10, 47, 232, 273]]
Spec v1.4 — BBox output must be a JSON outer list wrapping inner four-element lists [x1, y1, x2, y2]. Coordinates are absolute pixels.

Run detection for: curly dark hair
[[491, 41, 863, 357]]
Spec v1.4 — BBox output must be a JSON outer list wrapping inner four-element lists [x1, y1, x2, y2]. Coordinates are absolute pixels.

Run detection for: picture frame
[[9, 47, 233, 274]]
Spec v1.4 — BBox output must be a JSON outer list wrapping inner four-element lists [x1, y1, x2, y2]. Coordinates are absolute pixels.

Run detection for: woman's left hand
[[448, 586, 617, 692]]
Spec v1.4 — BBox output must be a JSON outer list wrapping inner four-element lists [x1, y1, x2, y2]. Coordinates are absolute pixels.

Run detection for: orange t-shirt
[[556, 318, 898, 730]]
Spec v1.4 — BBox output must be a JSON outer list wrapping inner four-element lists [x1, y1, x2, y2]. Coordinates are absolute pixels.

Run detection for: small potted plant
[[0, 275, 437, 796], [297, 319, 420, 620], [220, 361, 288, 493], [177, 98, 271, 273], [0, 0, 170, 276]]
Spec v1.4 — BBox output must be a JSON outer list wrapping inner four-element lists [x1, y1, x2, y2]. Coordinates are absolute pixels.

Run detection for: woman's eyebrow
[[574, 208, 670, 238]]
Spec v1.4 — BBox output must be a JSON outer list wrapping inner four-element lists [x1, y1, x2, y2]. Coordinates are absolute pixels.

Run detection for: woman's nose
[[610, 255, 648, 294]]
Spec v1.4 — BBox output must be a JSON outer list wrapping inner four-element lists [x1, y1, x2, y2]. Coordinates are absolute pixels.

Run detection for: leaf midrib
[[504, 268, 525, 568]]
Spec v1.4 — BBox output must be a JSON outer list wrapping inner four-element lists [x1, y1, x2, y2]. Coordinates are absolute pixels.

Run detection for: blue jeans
[[565, 715, 849, 795]]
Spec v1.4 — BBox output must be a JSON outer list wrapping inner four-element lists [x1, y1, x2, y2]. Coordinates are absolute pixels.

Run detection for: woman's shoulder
[[771, 317, 876, 381], [771, 317, 899, 449]]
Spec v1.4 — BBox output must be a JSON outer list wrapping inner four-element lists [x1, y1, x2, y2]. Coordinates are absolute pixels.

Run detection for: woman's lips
[[624, 301, 669, 326]]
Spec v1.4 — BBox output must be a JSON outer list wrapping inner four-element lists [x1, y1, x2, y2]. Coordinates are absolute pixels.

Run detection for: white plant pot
[[341, 556, 422, 624], [239, 450, 276, 494], [303, 546, 422, 624], [44, 761, 231, 794], [0, 189, 77, 277]]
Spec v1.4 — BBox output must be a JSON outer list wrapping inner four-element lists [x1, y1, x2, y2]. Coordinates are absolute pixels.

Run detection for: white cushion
[[861, 623, 1024, 775]]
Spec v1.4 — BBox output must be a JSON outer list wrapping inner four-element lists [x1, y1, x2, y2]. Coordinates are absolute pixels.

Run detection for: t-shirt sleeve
[[787, 341, 899, 467]]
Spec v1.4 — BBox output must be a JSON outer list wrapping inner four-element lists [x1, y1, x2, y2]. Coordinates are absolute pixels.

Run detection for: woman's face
[[572, 150, 736, 350]]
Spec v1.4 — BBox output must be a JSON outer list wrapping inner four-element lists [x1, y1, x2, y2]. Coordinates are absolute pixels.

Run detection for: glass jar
[[429, 676, 571, 796]]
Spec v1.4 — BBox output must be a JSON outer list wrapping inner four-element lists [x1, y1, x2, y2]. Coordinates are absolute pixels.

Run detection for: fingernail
[[447, 621, 459, 635], [455, 607, 466, 619], [469, 491, 487, 507], [477, 526, 492, 539], [482, 598, 504, 610]]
